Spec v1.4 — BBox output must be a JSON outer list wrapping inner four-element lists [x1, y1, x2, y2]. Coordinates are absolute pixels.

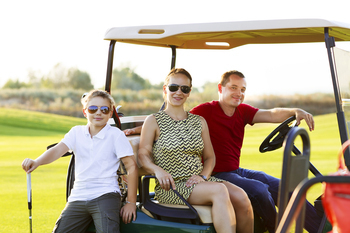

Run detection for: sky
[[1, 0, 350, 96]]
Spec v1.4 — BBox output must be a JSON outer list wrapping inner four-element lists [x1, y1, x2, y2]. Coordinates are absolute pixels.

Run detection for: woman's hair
[[81, 90, 115, 110], [164, 68, 192, 87], [220, 70, 245, 86], [163, 68, 192, 101]]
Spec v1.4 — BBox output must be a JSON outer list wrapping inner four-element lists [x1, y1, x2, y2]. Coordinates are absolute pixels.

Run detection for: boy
[[22, 90, 138, 233]]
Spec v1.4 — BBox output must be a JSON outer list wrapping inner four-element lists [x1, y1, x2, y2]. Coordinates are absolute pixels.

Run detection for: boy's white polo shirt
[[60, 123, 133, 202]]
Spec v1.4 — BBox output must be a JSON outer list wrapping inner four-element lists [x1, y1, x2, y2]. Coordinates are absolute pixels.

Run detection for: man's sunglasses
[[168, 84, 191, 94], [87, 105, 111, 114]]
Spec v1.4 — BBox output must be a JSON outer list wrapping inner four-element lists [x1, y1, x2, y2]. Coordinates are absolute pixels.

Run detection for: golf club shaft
[[27, 173, 32, 209], [29, 209, 32, 233], [27, 173, 32, 233]]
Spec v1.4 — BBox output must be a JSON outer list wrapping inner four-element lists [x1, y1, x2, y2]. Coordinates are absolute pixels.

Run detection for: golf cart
[[65, 19, 350, 232]]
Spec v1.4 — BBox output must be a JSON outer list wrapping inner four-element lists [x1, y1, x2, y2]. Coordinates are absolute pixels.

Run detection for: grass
[[0, 108, 85, 232], [0, 108, 341, 232], [241, 114, 341, 207]]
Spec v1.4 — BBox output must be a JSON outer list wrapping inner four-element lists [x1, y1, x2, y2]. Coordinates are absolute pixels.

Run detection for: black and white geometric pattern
[[152, 111, 223, 205]]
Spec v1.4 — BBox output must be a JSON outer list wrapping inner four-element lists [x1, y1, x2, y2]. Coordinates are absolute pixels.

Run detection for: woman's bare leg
[[223, 181, 254, 233], [187, 182, 236, 233]]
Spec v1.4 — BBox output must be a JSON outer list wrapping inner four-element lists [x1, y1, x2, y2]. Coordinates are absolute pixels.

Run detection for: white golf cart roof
[[104, 18, 350, 49]]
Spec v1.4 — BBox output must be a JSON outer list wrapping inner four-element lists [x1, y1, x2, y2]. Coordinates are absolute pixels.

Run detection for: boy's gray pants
[[53, 192, 121, 233]]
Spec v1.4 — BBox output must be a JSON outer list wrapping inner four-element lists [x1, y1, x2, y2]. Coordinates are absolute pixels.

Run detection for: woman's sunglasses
[[168, 84, 191, 94], [87, 105, 111, 114]]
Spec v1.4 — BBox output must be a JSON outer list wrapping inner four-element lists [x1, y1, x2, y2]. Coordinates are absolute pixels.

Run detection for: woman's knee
[[208, 183, 231, 202], [225, 182, 252, 209]]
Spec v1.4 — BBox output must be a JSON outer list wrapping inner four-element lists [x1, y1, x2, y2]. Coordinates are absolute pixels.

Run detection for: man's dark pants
[[214, 168, 322, 233]]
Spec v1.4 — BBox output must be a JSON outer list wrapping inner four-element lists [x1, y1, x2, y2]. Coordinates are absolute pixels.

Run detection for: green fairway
[[0, 108, 342, 232], [0, 108, 86, 233], [241, 114, 341, 205]]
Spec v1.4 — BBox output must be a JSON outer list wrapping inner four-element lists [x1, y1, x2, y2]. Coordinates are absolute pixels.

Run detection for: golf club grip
[[27, 173, 32, 209]]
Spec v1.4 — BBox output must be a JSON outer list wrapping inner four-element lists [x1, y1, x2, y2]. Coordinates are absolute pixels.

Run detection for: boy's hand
[[120, 202, 137, 224], [22, 158, 38, 173]]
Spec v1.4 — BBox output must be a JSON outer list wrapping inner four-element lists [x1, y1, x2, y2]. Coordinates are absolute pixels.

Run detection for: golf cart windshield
[[335, 47, 350, 137]]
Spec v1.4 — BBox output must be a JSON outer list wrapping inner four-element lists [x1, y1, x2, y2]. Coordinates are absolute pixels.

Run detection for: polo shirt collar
[[84, 123, 111, 139]]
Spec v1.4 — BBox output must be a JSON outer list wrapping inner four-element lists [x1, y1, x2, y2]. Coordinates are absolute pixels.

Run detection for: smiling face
[[218, 74, 247, 109], [163, 73, 191, 108], [83, 96, 113, 130]]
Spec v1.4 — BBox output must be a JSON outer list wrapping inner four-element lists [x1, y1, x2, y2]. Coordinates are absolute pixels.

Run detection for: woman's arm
[[123, 126, 142, 135], [138, 115, 175, 190], [199, 117, 216, 178], [186, 117, 216, 187]]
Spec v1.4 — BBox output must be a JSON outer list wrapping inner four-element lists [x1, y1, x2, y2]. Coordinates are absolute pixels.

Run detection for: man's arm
[[123, 126, 142, 135], [252, 108, 314, 131]]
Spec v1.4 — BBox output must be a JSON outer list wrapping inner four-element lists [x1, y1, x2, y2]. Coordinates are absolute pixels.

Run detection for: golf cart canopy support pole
[[105, 40, 116, 93], [324, 28, 350, 167], [159, 45, 177, 112], [105, 40, 121, 129], [170, 45, 176, 69]]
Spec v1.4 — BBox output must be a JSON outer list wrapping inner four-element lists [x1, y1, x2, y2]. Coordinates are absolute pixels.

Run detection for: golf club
[[27, 173, 32, 233]]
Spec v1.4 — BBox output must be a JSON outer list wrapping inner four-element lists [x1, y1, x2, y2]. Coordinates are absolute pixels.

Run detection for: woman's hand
[[120, 202, 137, 224], [186, 174, 206, 187], [154, 168, 175, 191]]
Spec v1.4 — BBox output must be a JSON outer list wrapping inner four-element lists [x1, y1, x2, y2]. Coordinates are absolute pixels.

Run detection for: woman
[[138, 68, 253, 233]]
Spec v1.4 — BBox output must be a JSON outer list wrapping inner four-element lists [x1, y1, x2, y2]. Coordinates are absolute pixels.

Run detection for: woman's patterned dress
[[152, 111, 223, 205]]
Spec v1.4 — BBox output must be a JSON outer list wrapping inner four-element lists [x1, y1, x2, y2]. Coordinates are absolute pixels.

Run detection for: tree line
[[1, 64, 336, 117], [2, 63, 162, 91]]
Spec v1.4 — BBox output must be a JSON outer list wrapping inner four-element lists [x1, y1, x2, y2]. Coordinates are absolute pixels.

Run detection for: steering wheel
[[259, 116, 297, 153]]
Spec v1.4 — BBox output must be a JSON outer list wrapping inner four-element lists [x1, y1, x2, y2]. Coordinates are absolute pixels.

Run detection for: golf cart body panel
[[120, 209, 215, 233]]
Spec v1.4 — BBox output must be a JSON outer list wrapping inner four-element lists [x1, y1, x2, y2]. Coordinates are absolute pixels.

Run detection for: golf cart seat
[[126, 135, 213, 225], [128, 135, 266, 232]]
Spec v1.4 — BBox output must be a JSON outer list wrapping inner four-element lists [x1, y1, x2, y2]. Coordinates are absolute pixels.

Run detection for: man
[[190, 70, 321, 233]]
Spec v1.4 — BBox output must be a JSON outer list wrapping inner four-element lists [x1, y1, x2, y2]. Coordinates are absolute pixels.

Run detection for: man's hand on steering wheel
[[295, 109, 314, 131]]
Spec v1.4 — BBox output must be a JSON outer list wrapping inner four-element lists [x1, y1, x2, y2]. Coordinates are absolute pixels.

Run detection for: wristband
[[126, 201, 136, 205], [198, 174, 208, 181]]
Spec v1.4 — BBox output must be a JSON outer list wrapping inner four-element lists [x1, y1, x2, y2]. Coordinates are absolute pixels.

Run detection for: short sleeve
[[190, 102, 212, 121], [60, 126, 77, 150], [240, 104, 259, 125], [114, 132, 134, 159]]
